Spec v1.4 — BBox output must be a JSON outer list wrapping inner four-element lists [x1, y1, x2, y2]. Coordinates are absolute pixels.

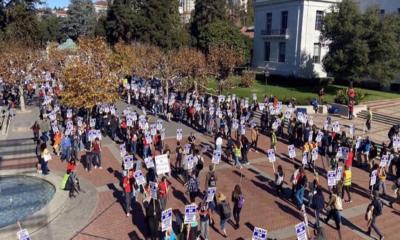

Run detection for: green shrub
[[240, 71, 256, 88]]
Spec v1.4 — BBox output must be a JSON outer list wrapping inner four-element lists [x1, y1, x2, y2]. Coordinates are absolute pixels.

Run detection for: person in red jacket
[[123, 169, 135, 216], [345, 147, 354, 168], [67, 159, 76, 172], [158, 176, 169, 210]]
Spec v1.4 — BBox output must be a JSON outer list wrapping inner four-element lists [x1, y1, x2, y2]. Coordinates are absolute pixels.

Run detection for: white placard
[[288, 145, 296, 159], [316, 131, 323, 143], [123, 155, 134, 169], [184, 144, 191, 154], [311, 148, 318, 161], [267, 149, 276, 163], [332, 121, 340, 133], [272, 119, 281, 131], [349, 124, 355, 138], [144, 157, 155, 169], [155, 154, 170, 175], [176, 128, 183, 141], [90, 118, 96, 128], [370, 170, 377, 186], [67, 109, 72, 118], [212, 150, 222, 164], [134, 170, 146, 186], [336, 166, 343, 181], [120, 144, 126, 157], [184, 204, 197, 224], [206, 187, 216, 202], [17, 229, 31, 240], [327, 170, 337, 186], [149, 181, 158, 200], [380, 155, 389, 167], [161, 208, 173, 231], [252, 227, 268, 240], [295, 222, 308, 240], [302, 152, 308, 165]]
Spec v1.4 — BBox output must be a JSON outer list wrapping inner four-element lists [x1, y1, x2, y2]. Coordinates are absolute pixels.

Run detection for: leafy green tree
[[322, 0, 369, 83], [62, 0, 96, 40], [105, 0, 141, 44], [245, 0, 254, 26], [95, 15, 107, 37], [39, 10, 62, 43], [137, 0, 183, 49], [199, 20, 251, 61], [191, 0, 227, 49]]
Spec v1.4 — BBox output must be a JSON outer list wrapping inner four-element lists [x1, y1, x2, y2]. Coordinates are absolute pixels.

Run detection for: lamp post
[[264, 63, 269, 96]]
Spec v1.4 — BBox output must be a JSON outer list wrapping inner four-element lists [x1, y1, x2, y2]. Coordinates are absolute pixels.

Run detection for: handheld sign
[[134, 170, 146, 186], [311, 148, 318, 161], [332, 121, 340, 133], [284, 109, 292, 119], [327, 171, 337, 186], [349, 124, 355, 138], [232, 119, 239, 130], [370, 170, 377, 186], [120, 144, 126, 157], [17, 229, 31, 240], [393, 136, 400, 149], [212, 150, 222, 164], [288, 145, 296, 159], [184, 144, 191, 154], [272, 119, 281, 131], [295, 222, 308, 240], [149, 181, 158, 200], [267, 149, 276, 163], [90, 118, 96, 128], [150, 124, 157, 136], [336, 166, 343, 181], [316, 131, 323, 143], [123, 155, 134, 170], [176, 128, 183, 141], [206, 187, 217, 202], [155, 154, 170, 175], [184, 204, 197, 224], [341, 147, 349, 160], [252, 227, 267, 240], [144, 157, 155, 169], [302, 152, 308, 165], [156, 120, 163, 131], [380, 155, 389, 167], [66, 109, 72, 118], [161, 208, 173, 232]]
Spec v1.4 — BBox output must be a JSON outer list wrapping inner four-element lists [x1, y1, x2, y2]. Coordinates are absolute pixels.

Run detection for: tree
[[322, 0, 369, 83], [105, 0, 141, 44], [62, 0, 96, 40], [245, 0, 254, 26], [38, 10, 62, 44], [137, 0, 184, 49], [191, 0, 227, 49], [362, 8, 400, 85], [208, 44, 244, 93], [198, 20, 252, 61], [60, 37, 119, 110]]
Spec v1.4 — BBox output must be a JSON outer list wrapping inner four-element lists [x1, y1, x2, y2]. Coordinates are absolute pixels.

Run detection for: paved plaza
[[1, 99, 400, 240]]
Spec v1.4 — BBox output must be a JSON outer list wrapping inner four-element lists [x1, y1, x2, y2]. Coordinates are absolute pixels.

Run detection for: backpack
[[237, 195, 245, 209], [334, 195, 343, 211], [222, 202, 231, 219], [373, 199, 383, 216], [208, 173, 216, 187]]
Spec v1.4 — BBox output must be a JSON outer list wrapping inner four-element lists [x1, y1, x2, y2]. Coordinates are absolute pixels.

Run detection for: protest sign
[[184, 144, 191, 154], [176, 128, 183, 141], [332, 121, 340, 133], [267, 149, 276, 163], [120, 144, 126, 157], [144, 157, 155, 169], [370, 170, 377, 186], [316, 131, 324, 143], [207, 187, 217, 202], [184, 204, 197, 224], [380, 155, 389, 167], [161, 208, 173, 232], [90, 118, 96, 128], [123, 155, 134, 170], [66, 109, 72, 118], [149, 181, 158, 200], [288, 145, 296, 159], [311, 148, 318, 161], [302, 152, 308, 165], [295, 222, 308, 240], [336, 166, 343, 181], [155, 154, 170, 175], [212, 150, 222, 164], [134, 170, 146, 186], [327, 171, 337, 186], [17, 229, 31, 240], [252, 227, 267, 240]]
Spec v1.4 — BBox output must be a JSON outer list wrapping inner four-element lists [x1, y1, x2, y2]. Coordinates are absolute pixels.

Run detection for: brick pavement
[[42, 122, 399, 240]]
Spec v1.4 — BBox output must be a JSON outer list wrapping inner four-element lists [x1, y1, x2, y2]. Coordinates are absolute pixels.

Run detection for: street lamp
[[264, 63, 269, 96]]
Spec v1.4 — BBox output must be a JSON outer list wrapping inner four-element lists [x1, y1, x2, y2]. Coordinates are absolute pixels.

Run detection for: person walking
[[311, 186, 325, 229], [366, 191, 384, 240], [274, 165, 285, 197], [295, 167, 307, 209], [233, 142, 242, 169], [158, 176, 169, 210], [145, 198, 161, 240], [186, 172, 200, 203], [250, 127, 259, 152], [217, 193, 231, 238], [205, 164, 217, 190], [231, 184, 244, 229], [366, 107, 373, 131], [324, 187, 343, 240], [342, 165, 352, 203], [123, 169, 134, 217], [199, 201, 210, 240], [91, 137, 102, 169]]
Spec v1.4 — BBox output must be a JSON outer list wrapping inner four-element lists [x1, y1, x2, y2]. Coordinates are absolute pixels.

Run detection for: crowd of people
[[25, 75, 400, 240]]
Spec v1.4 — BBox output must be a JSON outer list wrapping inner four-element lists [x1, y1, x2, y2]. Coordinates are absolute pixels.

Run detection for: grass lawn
[[206, 78, 400, 105]]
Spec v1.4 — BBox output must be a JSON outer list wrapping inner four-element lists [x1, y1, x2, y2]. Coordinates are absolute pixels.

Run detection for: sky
[[44, 0, 72, 8]]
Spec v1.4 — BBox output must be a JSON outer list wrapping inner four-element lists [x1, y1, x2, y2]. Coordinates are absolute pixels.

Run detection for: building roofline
[[255, 0, 341, 7]]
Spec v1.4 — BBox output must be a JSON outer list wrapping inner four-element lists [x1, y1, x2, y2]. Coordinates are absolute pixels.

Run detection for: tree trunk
[[19, 85, 25, 112], [127, 91, 131, 104]]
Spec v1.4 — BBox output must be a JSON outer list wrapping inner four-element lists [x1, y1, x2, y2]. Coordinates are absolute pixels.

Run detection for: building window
[[315, 10, 324, 30], [278, 42, 286, 63], [281, 11, 288, 34], [398, 8, 400, 14], [313, 43, 321, 63], [266, 13, 272, 35], [380, 9, 385, 17], [264, 42, 271, 61]]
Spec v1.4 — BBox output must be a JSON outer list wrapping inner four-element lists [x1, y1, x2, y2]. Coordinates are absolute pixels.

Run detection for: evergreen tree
[[246, 0, 254, 26], [39, 10, 62, 43], [191, 0, 227, 49], [62, 0, 96, 40]]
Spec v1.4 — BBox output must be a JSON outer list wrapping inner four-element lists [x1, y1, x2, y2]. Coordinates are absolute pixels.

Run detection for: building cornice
[[255, 0, 341, 7]]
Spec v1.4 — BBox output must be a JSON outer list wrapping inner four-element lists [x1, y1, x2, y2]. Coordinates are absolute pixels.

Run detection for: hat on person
[[217, 192, 226, 201]]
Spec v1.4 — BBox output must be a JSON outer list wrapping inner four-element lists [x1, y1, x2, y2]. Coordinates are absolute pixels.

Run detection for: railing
[[261, 28, 289, 37]]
